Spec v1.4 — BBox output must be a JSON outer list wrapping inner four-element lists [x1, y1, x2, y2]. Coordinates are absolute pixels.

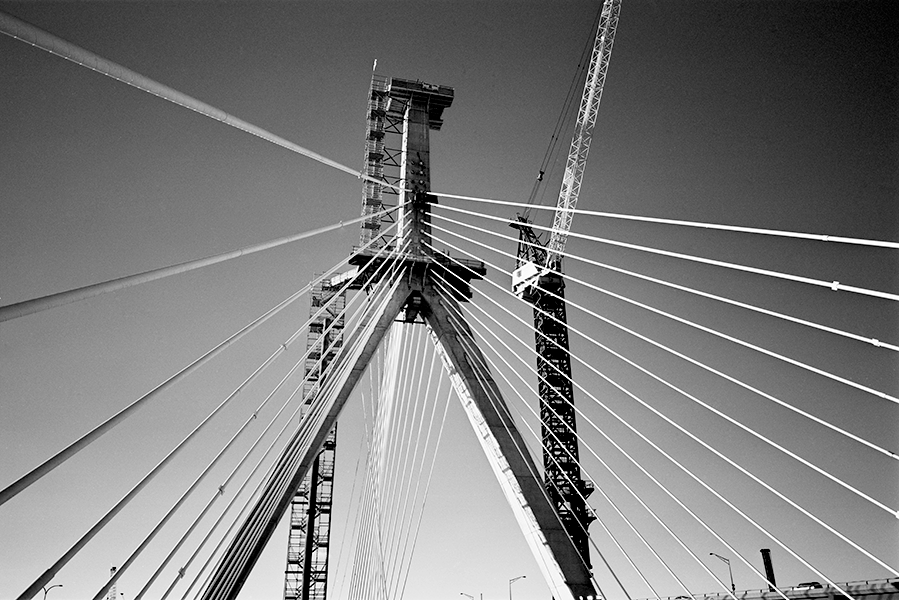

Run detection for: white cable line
[[333, 361, 380, 600], [0, 222, 402, 509], [430, 263, 794, 600], [432, 203, 899, 304], [431, 277, 678, 600], [434, 257, 899, 579], [433, 192, 899, 249], [163, 371, 321, 600], [380, 325, 418, 593], [434, 202, 897, 353], [396, 374, 452, 600], [381, 326, 415, 580], [335, 348, 382, 600], [394, 355, 445, 599], [431, 289, 607, 595], [178, 342, 350, 600], [428, 239, 886, 592], [0, 11, 406, 195], [430, 218, 899, 461], [386, 328, 435, 597], [144, 251, 395, 599], [430, 274, 675, 599], [127, 229, 401, 599], [0, 205, 401, 323], [434, 294, 609, 599], [391, 333, 440, 598], [432, 230, 899, 531], [141, 229, 404, 598], [216, 273, 404, 600], [188, 267, 406, 600], [435, 210, 899, 406]]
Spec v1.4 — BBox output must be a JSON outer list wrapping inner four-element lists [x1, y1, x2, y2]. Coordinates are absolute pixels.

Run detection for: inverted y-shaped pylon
[[201, 77, 597, 600]]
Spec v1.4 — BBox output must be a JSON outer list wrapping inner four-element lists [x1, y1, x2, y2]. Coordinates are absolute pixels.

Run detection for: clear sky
[[1, 2, 897, 600]]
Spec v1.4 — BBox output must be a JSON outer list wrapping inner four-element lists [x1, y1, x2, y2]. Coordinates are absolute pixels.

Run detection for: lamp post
[[461, 593, 474, 600], [509, 575, 526, 600], [42, 585, 63, 600], [710, 552, 735, 594]]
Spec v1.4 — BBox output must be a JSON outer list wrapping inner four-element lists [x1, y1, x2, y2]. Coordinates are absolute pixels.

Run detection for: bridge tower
[[200, 77, 598, 600]]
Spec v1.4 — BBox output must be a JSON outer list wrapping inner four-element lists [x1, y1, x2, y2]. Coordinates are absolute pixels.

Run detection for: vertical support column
[[397, 94, 430, 254]]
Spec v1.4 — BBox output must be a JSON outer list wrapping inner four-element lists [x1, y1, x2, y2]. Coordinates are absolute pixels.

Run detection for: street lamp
[[509, 575, 526, 600], [710, 552, 735, 594], [42, 584, 63, 600], [461, 593, 474, 600]]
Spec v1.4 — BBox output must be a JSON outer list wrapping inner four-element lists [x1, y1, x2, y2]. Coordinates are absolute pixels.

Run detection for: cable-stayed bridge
[[1, 3, 896, 600]]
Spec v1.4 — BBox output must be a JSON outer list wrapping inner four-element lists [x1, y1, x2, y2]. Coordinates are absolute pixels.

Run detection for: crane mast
[[511, 0, 621, 571]]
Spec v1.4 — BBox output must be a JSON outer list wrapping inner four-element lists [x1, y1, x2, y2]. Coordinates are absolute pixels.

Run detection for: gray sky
[[1, 2, 897, 600]]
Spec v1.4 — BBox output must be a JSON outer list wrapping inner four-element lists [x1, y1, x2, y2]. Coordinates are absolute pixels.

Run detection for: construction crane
[[511, 0, 621, 571]]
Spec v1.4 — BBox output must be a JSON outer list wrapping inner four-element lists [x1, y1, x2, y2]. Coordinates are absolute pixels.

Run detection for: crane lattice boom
[[546, 0, 621, 270]]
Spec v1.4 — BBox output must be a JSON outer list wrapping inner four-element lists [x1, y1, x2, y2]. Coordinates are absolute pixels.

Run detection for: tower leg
[[201, 276, 411, 600], [423, 289, 598, 600]]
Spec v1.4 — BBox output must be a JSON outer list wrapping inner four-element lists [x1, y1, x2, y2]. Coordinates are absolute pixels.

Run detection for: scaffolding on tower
[[282, 278, 345, 600]]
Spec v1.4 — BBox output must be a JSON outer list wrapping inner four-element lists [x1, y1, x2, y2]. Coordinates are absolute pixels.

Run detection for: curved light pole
[[461, 593, 475, 600], [710, 552, 735, 594], [43, 584, 63, 599], [509, 575, 526, 600]]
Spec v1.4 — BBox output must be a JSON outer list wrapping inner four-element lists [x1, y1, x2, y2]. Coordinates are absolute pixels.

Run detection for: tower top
[[386, 78, 454, 130]]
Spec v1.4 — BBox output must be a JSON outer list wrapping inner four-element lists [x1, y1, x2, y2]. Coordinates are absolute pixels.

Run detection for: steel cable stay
[[392, 356, 450, 600], [431, 276, 656, 600], [434, 294, 609, 600], [370, 325, 412, 597], [184, 264, 404, 598], [182, 267, 407, 600], [135, 237, 404, 600], [433, 192, 899, 250], [432, 290, 608, 595], [0, 204, 403, 324], [430, 229, 899, 522], [191, 270, 406, 600], [382, 328, 432, 597], [124, 222, 405, 598], [0, 11, 406, 197], [383, 326, 422, 562], [343, 352, 384, 600], [434, 211, 899, 407], [355, 324, 405, 600], [435, 267, 863, 600], [429, 217, 899, 462], [174, 368, 342, 600], [432, 203, 898, 353], [374, 326, 413, 597], [201, 253, 412, 599], [435, 274, 789, 600], [429, 271, 682, 599], [430, 260, 848, 600], [426, 236, 898, 583], [331, 358, 382, 600], [390, 340, 448, 599], [0, 219, 403, 511], [381, 325, 431, 598], [431, 203, 899, 304], [395, 373, 453, 600], [16, 253, 397, 600], [338, 354, 385, 600]]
